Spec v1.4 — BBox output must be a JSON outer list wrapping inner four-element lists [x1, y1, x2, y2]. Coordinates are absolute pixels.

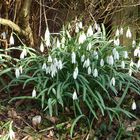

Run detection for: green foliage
[[0, 23, 140, 137]]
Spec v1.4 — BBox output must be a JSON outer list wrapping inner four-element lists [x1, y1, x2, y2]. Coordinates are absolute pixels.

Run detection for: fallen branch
[[0, 18, 26, 35]]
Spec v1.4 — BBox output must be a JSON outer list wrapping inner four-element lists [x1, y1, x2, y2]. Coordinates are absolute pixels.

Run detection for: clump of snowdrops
[[1, 22, 140, 126]]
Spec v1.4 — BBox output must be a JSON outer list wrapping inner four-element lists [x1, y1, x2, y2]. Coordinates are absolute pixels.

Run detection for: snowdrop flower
[[87, 42, 92, 51], [129, 69, 132, 76], [1, 32, 6, 39], [114, 38, 120, 46], [75, 22, 79, 33], [71, 52, 76, 64], [130, 59, 134, 67], [46, 66, 51, 74], [110, 77, 115, 86], [32, 88, 36, 98], [15, 68, 20, 78], [81, 55, 85, 62], [9, 129, 15, 140], [50, 64, 57, 78], [94, 22, 98, 31], [78, 21, 83, 29], [93, 68, 98, 77], [73, 90, 78, 100], [9, 34, 14, 45], [107, 55, 114, 65], [44, 26, 51, 47], [61, 36, 65, 48], [87, 25, 93, 37], [87, 66, 92, 75], [131, 100, 136, 110], [114, 50, 119, 60], [126, 27, 132, 38], [48, 55, 52, 63], [121, 61, 125, 69], [19, 66, 23, 74], [73, 67, 78, 79], [120, 27, 123, 35], [78, 32, 86, 44], [93, 50, 98, 59], [123, 51, 128, 59], [115, 28, 120, 37], [42, 63, 47, 70], [56, 38, 60, 48], [83, 58, 90, 68], [57, 60, 63, 70], [100, 59, 104, 67], [137, 59, 140, 68], [134, 48, 140, 57], [40, 42, 44, 52], [20, 48, 27, 59], [132, 40, 136, 48]]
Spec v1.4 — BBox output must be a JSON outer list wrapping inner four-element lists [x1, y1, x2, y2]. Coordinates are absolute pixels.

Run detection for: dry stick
[[39, 121, 69, 133], [39, 0, 42, 36]]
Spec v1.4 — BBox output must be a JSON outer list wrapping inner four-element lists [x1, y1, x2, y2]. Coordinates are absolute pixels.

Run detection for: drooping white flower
[[73, 67, 78, 79], [121, 61, 125, 69], [57, 60, 63, 70], [42, 63, 47, 70], [1, 32, 6, 39], [44, 26, 50, 47], [93, 50, 98, 59], [56, 38, 60, 48], [120, 27, 123, 35], [50, 63, 57, 77], [78, 21, 83, 29], [32, 88, 36, 98], [87, 42, 92, 51], [73, 90, 78, 100], [87, 66, 92, 75], [48, 55, 52, 63], [115, 28, 120, 37], [100, 59, 104, 67], [129, 69, 132, 76], [137, 59, 140, 68], [81, 55, 85, 62], [83, 58, 90, 68], [131, 100, 136, 110], [87, 25, 93, 37], [40, 42, 44, 52], [78, 32, 86, 44], [93, 68, 98, 77], [113, 51, 119, 60], [126, 27, 132, 38], [134, 48, 140, 57], [94, 22, 98, 31], [123, 51, 128, 59], [130, 59, 134, 67], [20, 48, 27, 59], [15, 68, 20, 78], [71, 52, 76, 64], [9, 129, 15, 140], [61, 36, 65, 48], [9, 34, 14, 45], [75, 22, 79, 33], [107, 55, 114, 65], [132, 40, 136, 48], [110, 77, 115, 86], [114, 38, 120, 46], [19, 66, 23, 74]]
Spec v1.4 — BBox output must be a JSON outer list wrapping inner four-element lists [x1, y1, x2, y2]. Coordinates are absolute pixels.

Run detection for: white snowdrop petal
[[131, 100, 136, 110], [87, 66, 92, 75], [15, 68, 20, 78], [121, 61, 125, 69], [93, 68, 98, 77], [44, 27, 51, 47], [48, 55, 52, 63], [32, 88, 36, 98], [40, 42, 44, 52], [87, 25, 93, 37], [71, 52, 76, 64], [115, 28, 120, 37], [73, 91, 78, 100], [10, 34, 14, 45], [126, 27, 132, 38], [100, 59, 104, 67]]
